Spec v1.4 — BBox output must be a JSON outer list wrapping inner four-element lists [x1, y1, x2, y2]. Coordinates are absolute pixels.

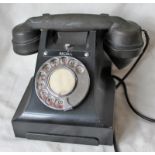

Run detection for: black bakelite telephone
[[12, 14, 150, 150]]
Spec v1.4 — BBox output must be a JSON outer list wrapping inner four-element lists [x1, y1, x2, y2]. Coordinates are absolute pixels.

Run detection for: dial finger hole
[[46, 96, 55, 107], [39, 71, 47, 77], [60, 57, 68, 65], [50, 58, 59, 67], [42, 64, 51, 72], [38, 75, 46, 81], [76, 65, 85, 74], [68, 59, 77, 68], [37, 81, 46, 90], [54, 99, 63, 109], [39, 89, 48, 100]]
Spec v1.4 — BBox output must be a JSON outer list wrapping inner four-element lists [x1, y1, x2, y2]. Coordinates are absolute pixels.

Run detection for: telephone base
[[12, 78, 114, 146]]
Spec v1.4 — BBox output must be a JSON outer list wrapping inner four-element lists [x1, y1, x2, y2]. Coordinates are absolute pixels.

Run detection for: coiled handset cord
[[112, 29, 155, 152]]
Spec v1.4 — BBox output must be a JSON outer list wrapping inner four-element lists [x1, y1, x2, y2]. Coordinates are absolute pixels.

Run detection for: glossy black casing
[[12, 30, 115, 145]]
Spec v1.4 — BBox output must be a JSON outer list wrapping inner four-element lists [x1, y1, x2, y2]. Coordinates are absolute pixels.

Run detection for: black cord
[[113, 131, 119, 152], [112, 29, 155, 152], [113, 75, 155, 122]]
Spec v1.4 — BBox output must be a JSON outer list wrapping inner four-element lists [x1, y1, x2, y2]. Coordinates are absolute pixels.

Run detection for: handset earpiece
[[12, 23, 40, 55], [103, 17, 144, 69]]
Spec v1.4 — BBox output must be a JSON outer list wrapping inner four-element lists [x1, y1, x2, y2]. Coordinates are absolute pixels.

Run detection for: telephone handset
[[12, 14, 143, 68], [12, 14, 144, 145]]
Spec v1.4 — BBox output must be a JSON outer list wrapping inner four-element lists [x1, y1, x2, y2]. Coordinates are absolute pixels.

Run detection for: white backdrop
[[0, 3, 155, 152]]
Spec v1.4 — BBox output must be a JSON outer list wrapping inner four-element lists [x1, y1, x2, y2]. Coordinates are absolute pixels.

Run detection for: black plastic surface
[[12, 78, 113, 145]]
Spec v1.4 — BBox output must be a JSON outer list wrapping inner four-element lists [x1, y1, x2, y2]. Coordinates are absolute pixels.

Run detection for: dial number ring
[[35, 56, 90, 111]]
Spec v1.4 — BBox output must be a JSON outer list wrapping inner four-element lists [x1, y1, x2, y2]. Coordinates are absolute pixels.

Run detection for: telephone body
[[12, 14, 144, 145]]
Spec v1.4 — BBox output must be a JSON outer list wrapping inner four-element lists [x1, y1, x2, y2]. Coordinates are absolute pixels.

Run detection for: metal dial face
[[35, 56, 90, 111], [49, 67, 76, 96]]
